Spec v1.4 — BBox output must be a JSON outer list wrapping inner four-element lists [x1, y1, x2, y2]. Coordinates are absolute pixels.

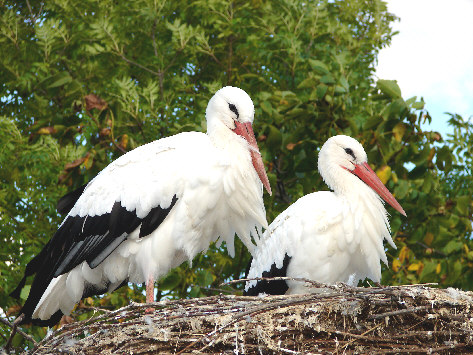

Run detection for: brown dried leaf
[[85, 94, 108, 111], [427, 147, 436, 162], [286, 143, 296, 150], [58, 173, 72, 185], [64, 157, 86, 170], [286, 141, 302, 150], [424, 232, 434, 246], [257, 134, 267, 142], [100, 128, 111, 137], [6, 304, 21, 317]]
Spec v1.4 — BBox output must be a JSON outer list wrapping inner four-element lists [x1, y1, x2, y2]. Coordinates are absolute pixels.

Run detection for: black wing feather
[[13, 195, 178, 326], [56, 183, 88, 215], [244, 254, 292, 296], [140, 195, 178, 237]]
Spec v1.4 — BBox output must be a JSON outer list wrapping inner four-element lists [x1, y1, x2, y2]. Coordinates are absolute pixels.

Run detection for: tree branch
[[117, 53, 161, 77], [1, 315, 38, 350]]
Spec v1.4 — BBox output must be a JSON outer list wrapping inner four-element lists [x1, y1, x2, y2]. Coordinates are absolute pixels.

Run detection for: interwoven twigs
[[26, 281, 473, 354]]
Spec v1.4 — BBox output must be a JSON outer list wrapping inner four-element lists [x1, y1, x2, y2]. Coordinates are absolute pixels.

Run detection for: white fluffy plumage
[[245, 135, 405, 295], [21, 87, 270, 323]]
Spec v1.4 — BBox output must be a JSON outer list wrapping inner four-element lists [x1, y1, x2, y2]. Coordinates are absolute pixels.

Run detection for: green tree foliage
[[1, 0, 472, 349]]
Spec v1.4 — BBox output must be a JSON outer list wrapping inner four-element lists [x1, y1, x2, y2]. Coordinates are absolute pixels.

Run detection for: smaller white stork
[[11, 86, 271, 326], [245, 135, 406, 296]]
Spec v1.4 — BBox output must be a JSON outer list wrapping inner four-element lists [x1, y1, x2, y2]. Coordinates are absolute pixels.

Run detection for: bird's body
[[12, 86, 271, 326], [245, 135, 405, 296]]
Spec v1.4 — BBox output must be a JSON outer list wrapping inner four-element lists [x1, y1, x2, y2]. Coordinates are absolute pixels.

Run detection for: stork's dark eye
[[345, 148, 355, 159], [228, 103, 239, 119]]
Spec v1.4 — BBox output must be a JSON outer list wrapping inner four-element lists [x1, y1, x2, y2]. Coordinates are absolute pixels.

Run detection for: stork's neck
[[338, 177, 385, 211], [328, 169, 388, 228], [207, 119, 246, 152]]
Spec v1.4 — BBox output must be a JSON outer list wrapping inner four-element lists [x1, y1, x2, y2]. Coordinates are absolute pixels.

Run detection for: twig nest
[[30, 284, 473, 354]]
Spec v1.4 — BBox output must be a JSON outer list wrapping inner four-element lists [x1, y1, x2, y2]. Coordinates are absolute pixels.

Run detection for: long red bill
[[233, 121, 272, 195], [351, 162, 406, 216]]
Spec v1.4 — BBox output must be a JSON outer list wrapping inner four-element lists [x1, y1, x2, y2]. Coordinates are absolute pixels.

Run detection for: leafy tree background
[[1, 0, 472, 349]]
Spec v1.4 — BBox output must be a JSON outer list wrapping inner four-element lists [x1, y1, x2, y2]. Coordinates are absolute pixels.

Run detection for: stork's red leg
[[145, 277, 155, 314]]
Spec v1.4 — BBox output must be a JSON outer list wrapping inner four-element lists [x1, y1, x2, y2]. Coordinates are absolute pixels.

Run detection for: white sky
[[376, 0, 473, 136]]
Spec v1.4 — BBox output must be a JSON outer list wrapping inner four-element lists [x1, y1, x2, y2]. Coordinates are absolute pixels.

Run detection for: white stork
[[11, 86, 271, 326], [244, 135, 405, 296]]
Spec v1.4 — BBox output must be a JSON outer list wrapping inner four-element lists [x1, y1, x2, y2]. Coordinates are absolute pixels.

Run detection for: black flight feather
[[56, 183, 88, 215], [244, 254, 292, 296], [139, 195, 178, 238], [12, 195, 178, 326]]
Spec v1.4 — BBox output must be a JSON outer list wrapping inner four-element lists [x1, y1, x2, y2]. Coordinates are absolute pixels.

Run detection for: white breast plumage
[[245, 135, 406, 296]]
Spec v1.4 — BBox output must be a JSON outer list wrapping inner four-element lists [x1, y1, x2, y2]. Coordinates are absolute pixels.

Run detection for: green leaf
[[443, 240, 463, 255], [411, 99, 425, 110], [363, 115, 383, 130], [316, 84, 328, 99], [297, 77, 316, 89], [160, 270, 181, 290], [394, 180, 409, 199], [334, 85, 346, 94], [405, 96, 417, 106], [11, 333, 24, 348], [320, 74, 336, 85], [420, 260, 437, 280], [308, 59, 329, 74], [48, 72, 72, 88], [20, 285, 31, 300], [422, 175, 432, 193], [189, 285, 202, 298], [455, 196, 470, 215], [452, 260, 463, 281], [339, 76, 349, 91], [377, 79, 402, 99], [266, 124, 282, 151], [196, 269, 213, 287], [436, 146, 453, 171], [408, 166, 427, 179], [260, 101, 272, 114], [286, 107, 305, 118]]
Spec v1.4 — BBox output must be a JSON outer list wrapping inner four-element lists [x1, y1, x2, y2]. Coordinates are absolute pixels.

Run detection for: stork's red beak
[[233, 121, 272, 195], [351, 162, 406, 216]]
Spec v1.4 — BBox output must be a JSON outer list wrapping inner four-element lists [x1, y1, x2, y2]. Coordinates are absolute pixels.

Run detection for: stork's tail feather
[[32, 275, 75, 321]]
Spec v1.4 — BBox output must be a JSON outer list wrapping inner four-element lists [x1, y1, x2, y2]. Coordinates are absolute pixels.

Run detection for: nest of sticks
[[25, 280, 473, 354]]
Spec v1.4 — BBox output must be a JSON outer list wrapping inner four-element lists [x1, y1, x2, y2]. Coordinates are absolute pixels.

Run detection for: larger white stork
[[245, 135, 405, 296], [11, 86, 271, 326]]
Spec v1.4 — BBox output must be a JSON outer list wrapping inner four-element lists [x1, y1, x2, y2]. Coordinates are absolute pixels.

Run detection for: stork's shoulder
[[69, 132, 211, 218], [107, 132, 211, 169], [266, 191, 344, 237]]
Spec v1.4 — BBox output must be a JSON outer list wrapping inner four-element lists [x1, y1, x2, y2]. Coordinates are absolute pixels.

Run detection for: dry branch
[[26, 283, 473, 354]]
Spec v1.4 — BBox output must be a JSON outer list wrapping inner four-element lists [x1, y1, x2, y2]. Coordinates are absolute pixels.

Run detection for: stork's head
[[318, 135, 406, 216], [206, 86, 255, 129], [206, 86, 271, 195]]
